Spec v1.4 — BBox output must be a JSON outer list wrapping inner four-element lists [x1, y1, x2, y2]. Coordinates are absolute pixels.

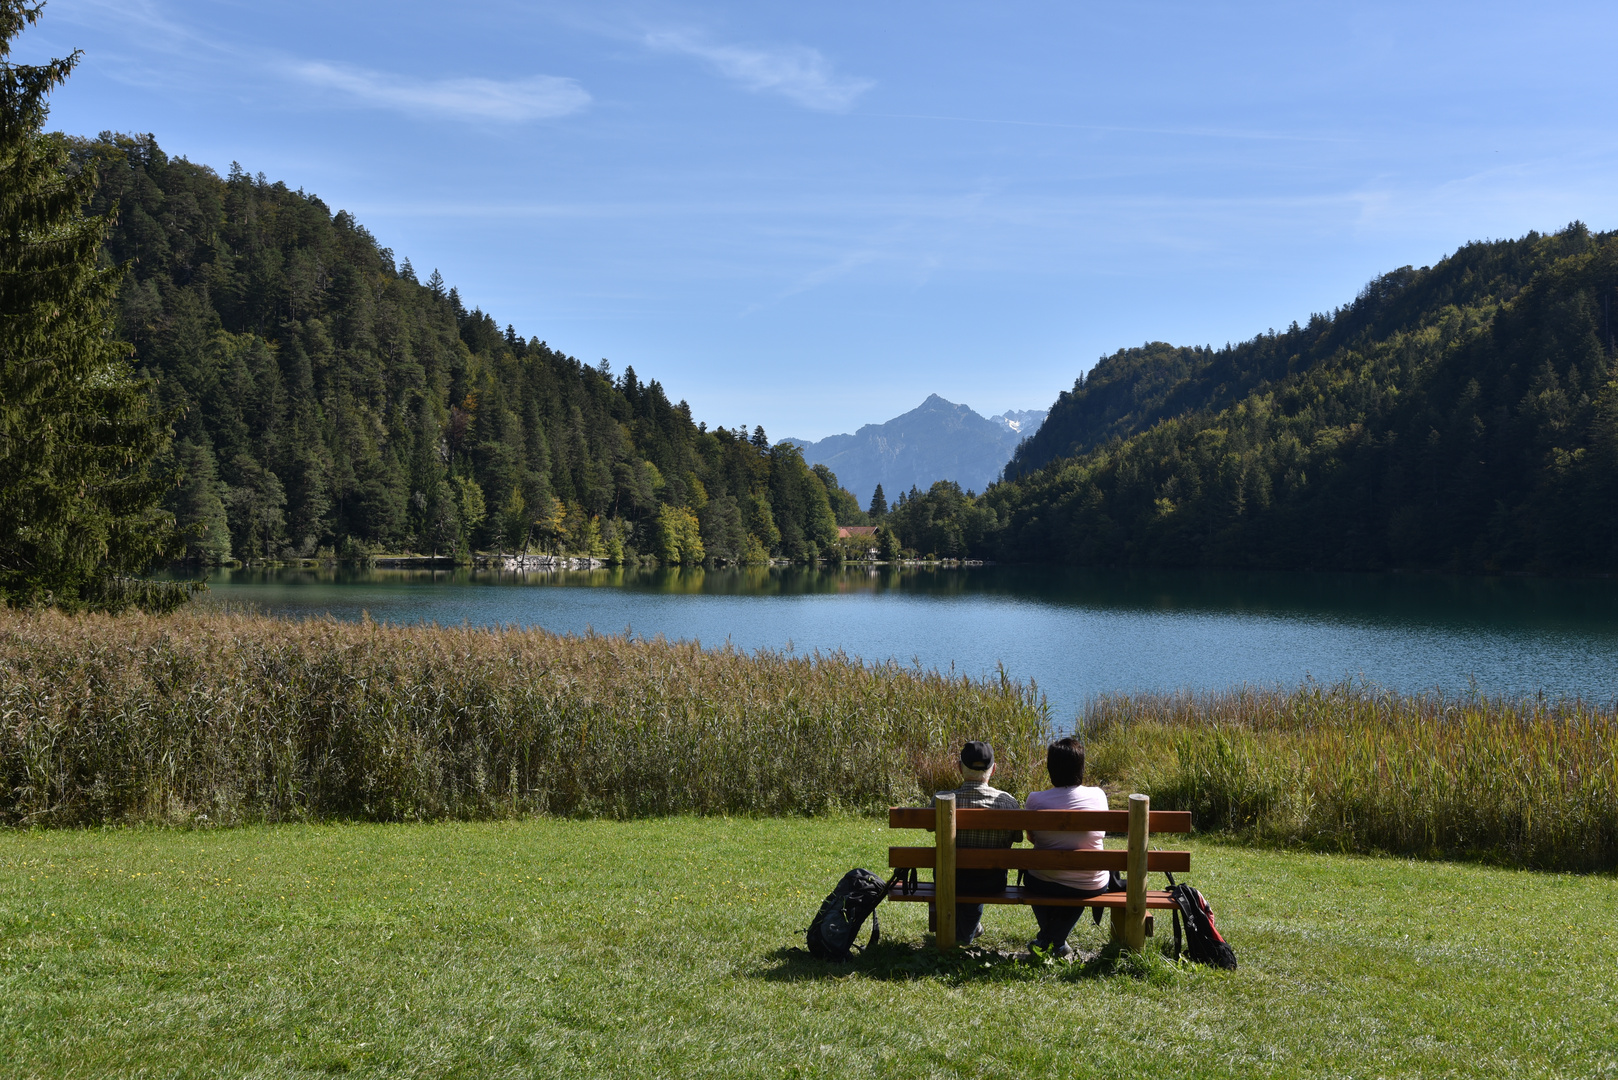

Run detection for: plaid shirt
[[940, 780, 1020, 848]]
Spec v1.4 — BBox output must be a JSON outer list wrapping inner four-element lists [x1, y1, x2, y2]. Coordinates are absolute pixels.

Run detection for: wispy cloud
[[292, 62, 590, 122], [645, 30, 872, 112]]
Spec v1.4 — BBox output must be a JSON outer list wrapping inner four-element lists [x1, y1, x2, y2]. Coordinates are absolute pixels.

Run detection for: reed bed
[[1082, 682, 1618, 871], [0, 610, 1049, 826]]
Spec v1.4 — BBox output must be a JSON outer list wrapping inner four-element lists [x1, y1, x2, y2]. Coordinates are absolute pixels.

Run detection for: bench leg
[[1109, 909, 1154, 942], [934, 794, 957, 950], [1124, 794, 1149, 951]]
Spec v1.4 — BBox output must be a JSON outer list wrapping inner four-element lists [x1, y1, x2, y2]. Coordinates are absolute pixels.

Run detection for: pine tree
[[172, 440, 232, 563], [868, 483, 888, 519], [0, 2, 188, 610]]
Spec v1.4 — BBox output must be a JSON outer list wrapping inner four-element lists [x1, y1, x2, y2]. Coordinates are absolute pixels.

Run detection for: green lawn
[[2, 819, 1615, 1079]]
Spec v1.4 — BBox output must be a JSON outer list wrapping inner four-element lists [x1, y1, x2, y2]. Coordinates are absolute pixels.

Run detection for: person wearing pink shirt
[[1022, 737, 1112, 958]]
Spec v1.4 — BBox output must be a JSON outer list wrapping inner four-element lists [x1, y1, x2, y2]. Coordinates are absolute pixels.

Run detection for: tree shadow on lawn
[[758, 939, 1182, 987]]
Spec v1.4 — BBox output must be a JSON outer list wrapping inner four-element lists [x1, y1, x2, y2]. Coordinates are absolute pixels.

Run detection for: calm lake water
[[183, 564, 1618, 725]]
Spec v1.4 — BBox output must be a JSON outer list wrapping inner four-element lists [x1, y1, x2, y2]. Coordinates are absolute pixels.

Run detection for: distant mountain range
[[990, 408, 1047, 436], [783, 395, 1047, 506]]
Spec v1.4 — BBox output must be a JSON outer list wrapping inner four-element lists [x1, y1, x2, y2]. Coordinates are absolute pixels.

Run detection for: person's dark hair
[[1047, 737, 1085, 787]]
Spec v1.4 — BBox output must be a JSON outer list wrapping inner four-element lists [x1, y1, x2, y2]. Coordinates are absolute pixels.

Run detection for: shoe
[[963, 922, 984, 945]]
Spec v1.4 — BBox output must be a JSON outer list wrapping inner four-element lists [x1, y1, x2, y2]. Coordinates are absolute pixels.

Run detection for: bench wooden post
[[934, 793, 957, 949], [1124, 793, 1149, 951]]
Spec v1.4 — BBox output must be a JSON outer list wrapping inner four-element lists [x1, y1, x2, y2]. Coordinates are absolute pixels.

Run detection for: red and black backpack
[[1165, 872, 1238, 970]]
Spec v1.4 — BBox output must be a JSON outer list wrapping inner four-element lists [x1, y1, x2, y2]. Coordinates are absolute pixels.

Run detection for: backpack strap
[[858, 870, 908, 954], [1163, 873, 1183, 961]]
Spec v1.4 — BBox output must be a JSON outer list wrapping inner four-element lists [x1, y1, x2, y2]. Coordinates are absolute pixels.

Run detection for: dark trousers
[[1023, 873, 1109, 947], [930, 868, 1006, 942]]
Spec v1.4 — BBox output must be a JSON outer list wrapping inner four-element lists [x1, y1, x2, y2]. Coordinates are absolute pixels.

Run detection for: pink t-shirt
[[1024, 785, 1110, 890]]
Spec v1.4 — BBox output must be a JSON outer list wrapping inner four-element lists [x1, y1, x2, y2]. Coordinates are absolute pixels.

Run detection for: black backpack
[[805, 868, 895, 961], [1165, 872, 1238, 970]]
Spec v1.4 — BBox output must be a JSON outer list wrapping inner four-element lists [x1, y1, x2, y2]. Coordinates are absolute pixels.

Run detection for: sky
[[18, 1, 1618, 440]]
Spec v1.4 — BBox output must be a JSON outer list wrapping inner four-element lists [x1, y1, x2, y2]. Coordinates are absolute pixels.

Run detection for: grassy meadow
[[3, 816, 1616, 1079], [4, 611, 1618, 1076]]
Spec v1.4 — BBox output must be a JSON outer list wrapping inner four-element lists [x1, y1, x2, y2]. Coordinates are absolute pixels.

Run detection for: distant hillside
[[75, 133, 847, 565], [1008, 233, 1592, 478], [787, 395, 1042, 506], [981, 224, 1618, 573]]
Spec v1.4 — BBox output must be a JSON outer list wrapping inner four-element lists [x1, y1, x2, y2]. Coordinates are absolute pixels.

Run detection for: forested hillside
[[1009, 230, 1601, 477], [979, 225, 1618, 573], [78, 133, 852, 565]]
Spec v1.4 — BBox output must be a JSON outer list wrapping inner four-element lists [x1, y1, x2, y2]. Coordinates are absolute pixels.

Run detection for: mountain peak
[[789, 396, 1047, 504]]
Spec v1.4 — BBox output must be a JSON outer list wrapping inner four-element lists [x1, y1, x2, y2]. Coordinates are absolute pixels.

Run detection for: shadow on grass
[[759, 938, 1183, 987]]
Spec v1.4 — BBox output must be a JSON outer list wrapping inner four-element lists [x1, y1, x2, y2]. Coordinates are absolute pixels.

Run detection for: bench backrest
[[888, 808, 1192, 832], [886, 804, 1193, 873]]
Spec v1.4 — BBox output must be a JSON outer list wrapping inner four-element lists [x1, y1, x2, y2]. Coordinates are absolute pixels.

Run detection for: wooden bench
[[886, 792, 1192, 950]]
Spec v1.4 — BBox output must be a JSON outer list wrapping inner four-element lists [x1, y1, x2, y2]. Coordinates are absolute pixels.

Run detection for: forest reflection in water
[[186, 563, 1618, 725]]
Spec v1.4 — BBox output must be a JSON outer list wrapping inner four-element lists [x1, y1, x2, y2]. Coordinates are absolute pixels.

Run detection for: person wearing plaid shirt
[[937, 740, 1020, 945]]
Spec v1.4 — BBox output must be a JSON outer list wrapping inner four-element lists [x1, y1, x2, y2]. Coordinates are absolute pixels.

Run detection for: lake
[[186, 564, 1618, 726]]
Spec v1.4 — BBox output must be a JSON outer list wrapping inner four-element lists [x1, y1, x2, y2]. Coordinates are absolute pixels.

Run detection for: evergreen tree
[[868, 483, 887, 519], [876, 524, 901, 561], [698, 494, 746, 563], [0, 2, 187, 610], [226, 453, 287, 560], [811, 464, 868, 526], [171, 440, 232, 563], [454, 475, 486, 540]]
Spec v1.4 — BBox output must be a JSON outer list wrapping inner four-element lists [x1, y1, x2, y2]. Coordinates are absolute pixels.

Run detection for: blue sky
[[21, 1, 1618, 439]]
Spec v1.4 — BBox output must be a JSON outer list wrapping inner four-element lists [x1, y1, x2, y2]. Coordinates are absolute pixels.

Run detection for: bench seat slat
[[885, 884, 1178, 909], [887, 808, 1193, 833], [889, 846, 1190, 872]]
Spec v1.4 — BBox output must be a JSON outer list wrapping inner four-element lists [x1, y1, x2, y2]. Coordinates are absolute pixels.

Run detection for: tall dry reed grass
[[0, 610, 1049, 825], [1082, 682, 1618, 871]]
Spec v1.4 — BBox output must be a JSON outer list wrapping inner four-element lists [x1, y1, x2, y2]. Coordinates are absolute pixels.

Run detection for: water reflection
[[180, 563, 1618, 722]]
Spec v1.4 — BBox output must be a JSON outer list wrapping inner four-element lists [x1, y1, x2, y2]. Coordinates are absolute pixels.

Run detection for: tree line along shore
[[36, 133, 1618, 606]]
